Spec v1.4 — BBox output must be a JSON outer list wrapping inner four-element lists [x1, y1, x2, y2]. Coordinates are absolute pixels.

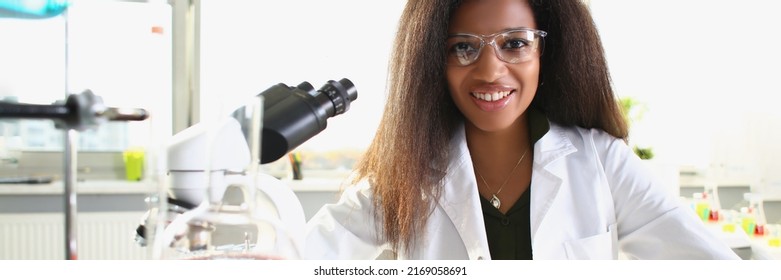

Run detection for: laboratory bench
[[702, 220, 781, 260], [0, 178, 343, 259], [0, 177, 344, 214], [0, 180, 156, 214], [0, 180, 155, 259], [8, 178, 774, 260]]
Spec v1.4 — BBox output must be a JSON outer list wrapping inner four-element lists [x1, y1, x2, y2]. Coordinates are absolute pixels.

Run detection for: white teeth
[[471, 90, 511, 101]]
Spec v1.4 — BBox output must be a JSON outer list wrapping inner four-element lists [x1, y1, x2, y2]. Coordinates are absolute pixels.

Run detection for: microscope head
[[166, 118, 250, 206]]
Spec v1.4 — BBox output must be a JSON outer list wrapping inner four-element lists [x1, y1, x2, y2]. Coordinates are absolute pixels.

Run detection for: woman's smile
[[470, 89, 515, 111]]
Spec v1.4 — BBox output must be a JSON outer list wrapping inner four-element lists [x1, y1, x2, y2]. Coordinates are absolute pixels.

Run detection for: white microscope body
[[145, 78, 357, 259], [158, 117, 307, 259], [142, 79, 358, 259]]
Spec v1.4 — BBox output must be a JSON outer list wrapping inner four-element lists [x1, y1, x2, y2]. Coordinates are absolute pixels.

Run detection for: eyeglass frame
[[445, 28, 548, 66]]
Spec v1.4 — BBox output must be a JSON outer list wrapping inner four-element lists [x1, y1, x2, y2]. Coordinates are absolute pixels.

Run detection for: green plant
[[633, 146, 654, 160], [620, 97, 647, 127], [620, 97, 654, 160]]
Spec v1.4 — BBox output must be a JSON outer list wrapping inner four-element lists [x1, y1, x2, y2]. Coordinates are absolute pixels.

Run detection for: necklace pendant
[[490, 194, 501, 209]]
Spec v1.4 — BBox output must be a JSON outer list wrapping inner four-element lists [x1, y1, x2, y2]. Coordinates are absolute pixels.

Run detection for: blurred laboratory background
[[1, 0, 779, 260]]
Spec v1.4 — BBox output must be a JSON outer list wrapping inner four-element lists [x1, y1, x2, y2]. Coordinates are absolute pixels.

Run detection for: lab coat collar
[[438, 123, 490, 260], [529, 123, 577, 239], [437, 120, 577, 260]]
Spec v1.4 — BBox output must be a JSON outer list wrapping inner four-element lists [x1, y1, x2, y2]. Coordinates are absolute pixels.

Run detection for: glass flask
[[149, 95, 306, 260]]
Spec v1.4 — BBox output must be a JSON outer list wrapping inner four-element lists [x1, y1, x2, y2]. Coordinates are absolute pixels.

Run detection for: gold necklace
[[474, 148, 529, 210]]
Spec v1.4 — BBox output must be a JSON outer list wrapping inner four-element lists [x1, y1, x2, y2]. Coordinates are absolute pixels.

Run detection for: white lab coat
[[304, 121, 740, 260]]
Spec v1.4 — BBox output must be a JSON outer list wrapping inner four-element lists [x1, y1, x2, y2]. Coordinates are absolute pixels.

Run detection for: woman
[[304, 0, 739, 260]]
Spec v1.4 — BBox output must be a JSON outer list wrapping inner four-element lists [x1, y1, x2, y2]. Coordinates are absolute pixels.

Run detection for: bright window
[[198, 1, 406, 179], [0, 1, 171, 179]]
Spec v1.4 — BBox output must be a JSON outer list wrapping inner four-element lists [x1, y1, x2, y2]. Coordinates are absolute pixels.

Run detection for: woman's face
[[446, 0, 540, 133]]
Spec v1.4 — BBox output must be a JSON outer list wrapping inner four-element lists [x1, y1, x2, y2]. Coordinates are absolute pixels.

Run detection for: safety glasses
[[446, 28, 547, 66]]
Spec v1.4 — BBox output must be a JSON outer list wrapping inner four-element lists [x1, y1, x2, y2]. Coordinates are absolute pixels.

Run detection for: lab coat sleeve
[[304, 181, 388, 260], [594, 130, 740, 259]]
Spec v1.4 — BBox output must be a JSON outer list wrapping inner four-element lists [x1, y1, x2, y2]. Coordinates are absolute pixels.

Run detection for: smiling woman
[[302, 0, 740, 260]]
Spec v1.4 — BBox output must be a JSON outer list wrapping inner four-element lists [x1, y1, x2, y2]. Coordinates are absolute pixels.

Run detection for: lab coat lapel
[[435, 123, 577, 259], [437, 124, 492, 260], [530, 124, 577, 240]]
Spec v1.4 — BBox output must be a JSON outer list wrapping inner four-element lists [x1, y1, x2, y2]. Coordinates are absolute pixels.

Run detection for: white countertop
[[0, 177, 346, 195], [281, 178, 348, 192], [750, 235, 781, 260], [0, 180, 158, 195], [703, 221, 752, 249]]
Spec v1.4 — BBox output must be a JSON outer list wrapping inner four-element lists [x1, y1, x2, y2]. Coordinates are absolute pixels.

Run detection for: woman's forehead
[[449, 0, 537, 34]]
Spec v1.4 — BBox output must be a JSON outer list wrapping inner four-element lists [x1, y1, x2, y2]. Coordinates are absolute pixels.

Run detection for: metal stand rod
[[64, 129, 78, 260]]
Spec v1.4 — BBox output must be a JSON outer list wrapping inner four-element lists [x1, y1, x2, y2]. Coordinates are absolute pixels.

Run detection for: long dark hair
[[530, 0, 628, 137], [351, 0, 628, 255]]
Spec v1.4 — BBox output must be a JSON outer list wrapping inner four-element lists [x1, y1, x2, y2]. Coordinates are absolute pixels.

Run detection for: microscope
[[136, 78, 357, 259]]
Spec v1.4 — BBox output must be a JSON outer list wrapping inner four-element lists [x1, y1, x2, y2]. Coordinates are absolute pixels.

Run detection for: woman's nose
[[471, 46, 507, 82]]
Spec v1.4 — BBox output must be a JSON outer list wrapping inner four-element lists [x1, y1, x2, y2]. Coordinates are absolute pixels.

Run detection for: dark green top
[[480, 108, 550, 260]]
